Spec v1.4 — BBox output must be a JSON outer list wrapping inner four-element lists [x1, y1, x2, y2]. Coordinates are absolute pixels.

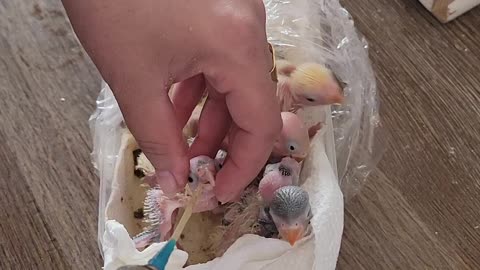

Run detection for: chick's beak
[[293, 156, 304, 162], [331, 93, 344, 104], [203, 169, 216, 187], [328, 84, 344, 104], [280, 225, 305, 246], [196, 166, 216, 186], [291, 154, 307, 162]]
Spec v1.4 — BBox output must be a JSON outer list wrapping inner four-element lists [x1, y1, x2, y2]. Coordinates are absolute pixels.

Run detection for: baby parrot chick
[[133, 156, 219, 249], [276, 59, 344, 112], [271, 112, 310, 162], [263, 186, 312, 246], [258, 157, 301, 204], [217, 184, 312, 249], [188, 155, 218, 212]]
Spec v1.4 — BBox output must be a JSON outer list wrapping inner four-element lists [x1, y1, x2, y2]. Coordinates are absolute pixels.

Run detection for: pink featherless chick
[[188, 155, 219, 212], [276, 60, 344, 112], [133, 155, 219, 249], [271, 112, 310, 162], [258, 157, 301, 204]]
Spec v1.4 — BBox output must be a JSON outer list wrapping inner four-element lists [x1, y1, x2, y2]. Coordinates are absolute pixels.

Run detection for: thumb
[[110, 77, 189, 194]]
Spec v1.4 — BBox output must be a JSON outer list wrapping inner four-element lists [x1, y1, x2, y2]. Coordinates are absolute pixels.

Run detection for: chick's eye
[[306, 97, 315, 102], [287, 142, 298, 152], [188, 176, 194, 183]]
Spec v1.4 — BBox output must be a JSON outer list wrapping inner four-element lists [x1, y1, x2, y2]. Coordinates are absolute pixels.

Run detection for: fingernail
[[216, 193, 233, 205]]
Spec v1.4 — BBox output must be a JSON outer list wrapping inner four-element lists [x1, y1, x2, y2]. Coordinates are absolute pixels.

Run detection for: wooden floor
[[0, 0, 479, 269]]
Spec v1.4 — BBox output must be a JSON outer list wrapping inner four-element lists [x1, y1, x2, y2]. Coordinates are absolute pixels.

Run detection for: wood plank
[[0, 129, 68, 269], [339, 0, 480, 268], [0, 0, 102, 268], [339, 170, 471, 269]]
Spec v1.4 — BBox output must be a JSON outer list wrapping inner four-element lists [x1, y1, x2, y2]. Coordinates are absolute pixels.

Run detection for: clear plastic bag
[[264, 0, 384, 200], [89, 0, 383, 268]]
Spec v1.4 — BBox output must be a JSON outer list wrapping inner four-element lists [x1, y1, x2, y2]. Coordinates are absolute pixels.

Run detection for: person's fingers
[[215, 104, 281, 203], [111, 77, 189, 194], [170, 74, 206, 127], [188, 85, 231, 158], [208, 42, 282, 203]]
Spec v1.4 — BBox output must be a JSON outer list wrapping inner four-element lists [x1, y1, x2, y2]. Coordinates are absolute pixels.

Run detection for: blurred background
[[0, 0, 479, 269]]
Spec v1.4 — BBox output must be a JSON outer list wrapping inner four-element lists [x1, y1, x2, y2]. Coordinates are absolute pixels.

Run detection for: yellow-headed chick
[[276, 59, 344, 112]]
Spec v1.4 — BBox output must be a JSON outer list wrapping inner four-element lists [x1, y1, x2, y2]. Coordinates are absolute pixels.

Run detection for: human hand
[[62, 0, 282, 202]]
